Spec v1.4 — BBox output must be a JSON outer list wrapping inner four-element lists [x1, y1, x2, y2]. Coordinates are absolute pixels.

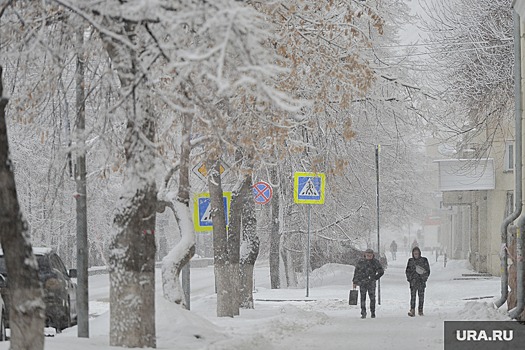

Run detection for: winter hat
[[412, 246, 421, 258], [364, 248, 374, 256]]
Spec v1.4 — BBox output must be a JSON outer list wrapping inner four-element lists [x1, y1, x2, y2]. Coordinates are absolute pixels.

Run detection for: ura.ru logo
[[456, 329, 513, 342]]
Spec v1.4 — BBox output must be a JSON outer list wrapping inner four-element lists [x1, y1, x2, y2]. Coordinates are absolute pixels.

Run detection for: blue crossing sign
[[294, 172, 325, 204], [193, 192, 231, 232]]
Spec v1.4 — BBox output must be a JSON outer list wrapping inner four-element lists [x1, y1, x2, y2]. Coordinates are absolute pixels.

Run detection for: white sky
[[400, 0, 429, 45]]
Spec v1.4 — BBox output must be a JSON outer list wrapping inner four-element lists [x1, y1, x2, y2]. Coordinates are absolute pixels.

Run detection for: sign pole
[[306, 204, 311, 297], [293, 171, 325, 298], [376, 145, 381, 305]]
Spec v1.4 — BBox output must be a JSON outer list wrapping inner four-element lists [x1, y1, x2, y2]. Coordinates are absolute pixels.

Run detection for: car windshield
[[0, 255, 50, 274]]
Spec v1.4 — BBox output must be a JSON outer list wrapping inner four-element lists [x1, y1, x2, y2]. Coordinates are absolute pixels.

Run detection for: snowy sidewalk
[[2, 253, 512, 350], [199, 254, 511, 349]]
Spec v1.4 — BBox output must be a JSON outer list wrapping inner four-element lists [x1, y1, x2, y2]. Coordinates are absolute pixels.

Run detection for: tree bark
[[208, 156, 233, 317], [102, 23, 157, 347], [0, 66, 45, 350], [270, 167, 280, 289], [240, 171, 259, 308], [110, 181, 157, 347], [109, 97, 157, 347], [229, 169, 252, 314], [75, 25, 89, 338]]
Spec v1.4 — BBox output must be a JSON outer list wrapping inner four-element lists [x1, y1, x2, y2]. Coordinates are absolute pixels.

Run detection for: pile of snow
[[456, 301, 511, 321], [297, 263, 355, 288]]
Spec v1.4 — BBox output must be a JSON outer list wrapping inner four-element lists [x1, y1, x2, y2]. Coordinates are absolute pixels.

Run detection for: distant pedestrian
[[352, 248, 384, 319], [390, 240, 398, 261], [405, 246, 430, 317], [411, 239, 419, 250]]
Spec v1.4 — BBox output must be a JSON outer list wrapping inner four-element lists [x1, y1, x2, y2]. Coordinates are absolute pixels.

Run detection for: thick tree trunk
[[229, 171, 252, 314], [270, 167, 280, 289], [110, 181, 157, 347], [75, 25, 89, 338], [240, 263, 255, 308], [109, 100, 157, 347], [208, 156, 233, 317], [281, 204, 298, 287], [0, 66, 45, 350], [240, 171, 259, 308], [102, 20, 157, 347]]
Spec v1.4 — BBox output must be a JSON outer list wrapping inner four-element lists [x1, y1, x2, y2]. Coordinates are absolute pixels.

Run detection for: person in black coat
[[405, 246, 430, 316], [352, 248, 384, 319]]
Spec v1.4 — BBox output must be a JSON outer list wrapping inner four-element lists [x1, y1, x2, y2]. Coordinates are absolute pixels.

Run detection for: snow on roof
[[0, 246, 54, 256], [32, 247, 53, 255]]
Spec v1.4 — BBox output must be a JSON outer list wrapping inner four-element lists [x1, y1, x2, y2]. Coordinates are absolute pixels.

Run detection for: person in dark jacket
[[390, 240, 398, 261], [352, 248, 384, 319], [405, 246, 430, 316]]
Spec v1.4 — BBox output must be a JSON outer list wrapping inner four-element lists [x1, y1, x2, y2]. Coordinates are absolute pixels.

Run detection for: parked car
[[0, 247, 77, 332]]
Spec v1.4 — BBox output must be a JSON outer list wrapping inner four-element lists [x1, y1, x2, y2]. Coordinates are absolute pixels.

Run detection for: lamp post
[[375, 144, 381, 305]]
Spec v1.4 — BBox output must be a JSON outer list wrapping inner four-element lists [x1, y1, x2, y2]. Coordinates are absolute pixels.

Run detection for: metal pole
[[496, 8, 523, 309], [75, 25, 89, 338], [306, 205, 311, 297], [376, 145, 381, 305]]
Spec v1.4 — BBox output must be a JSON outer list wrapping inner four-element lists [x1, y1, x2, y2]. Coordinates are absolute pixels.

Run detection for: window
[[504, 141, 514, 172], [50, 254, 68, 276]]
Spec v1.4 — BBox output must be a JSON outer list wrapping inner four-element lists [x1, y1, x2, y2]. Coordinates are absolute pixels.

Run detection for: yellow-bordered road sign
[[192, 161, 228, 182], [294, 172, 326, 204], [193, 192, 232, 232]]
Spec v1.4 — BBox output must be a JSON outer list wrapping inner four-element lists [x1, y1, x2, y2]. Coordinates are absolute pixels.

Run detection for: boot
[[371, 312, 376, 318], [408, 309, 415, 317], [418, 309, 424, 316]]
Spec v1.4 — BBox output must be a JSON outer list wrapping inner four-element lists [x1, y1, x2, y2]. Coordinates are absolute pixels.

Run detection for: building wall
[[486, 134, 515, 276]]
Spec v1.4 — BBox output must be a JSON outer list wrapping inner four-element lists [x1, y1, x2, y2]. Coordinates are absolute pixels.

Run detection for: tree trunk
[[270, 167, 280, 289], [109, 98, 157, 347], [240, 163, 259, 308], [75, 25, 89, 338], [110, 181, 157, 347], [281, 203, 297, 287], [208, 156, 233, 317], [162, 114, 195, 308], [0, 66, 45, 350], [101, 20, 157, 347], [229, 170, 252, 314]]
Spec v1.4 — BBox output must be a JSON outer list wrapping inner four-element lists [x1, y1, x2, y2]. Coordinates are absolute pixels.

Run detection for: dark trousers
[[410, 284, 425, 310], [359, 281, 376, 315]]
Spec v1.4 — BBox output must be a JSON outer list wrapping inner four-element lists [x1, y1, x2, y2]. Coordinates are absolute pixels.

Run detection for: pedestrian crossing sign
[[193, 192, 232, 232], [294, 172, 325, 204]]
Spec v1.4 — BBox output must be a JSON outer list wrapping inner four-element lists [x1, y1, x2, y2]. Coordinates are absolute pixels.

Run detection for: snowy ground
[[0, 250, 513, 349]]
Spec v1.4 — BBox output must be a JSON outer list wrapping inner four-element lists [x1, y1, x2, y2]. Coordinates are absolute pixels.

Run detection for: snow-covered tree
[[419, 0, 513, 152], [251, 0, 429, 285], [0, 65, 45, 350]]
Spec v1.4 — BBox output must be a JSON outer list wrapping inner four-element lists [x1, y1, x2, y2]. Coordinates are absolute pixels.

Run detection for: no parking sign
[[253, 181, 273, 205]]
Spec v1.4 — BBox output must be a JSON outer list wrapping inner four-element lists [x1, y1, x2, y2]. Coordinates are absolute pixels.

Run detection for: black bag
[[349, 289, 358, 305]]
